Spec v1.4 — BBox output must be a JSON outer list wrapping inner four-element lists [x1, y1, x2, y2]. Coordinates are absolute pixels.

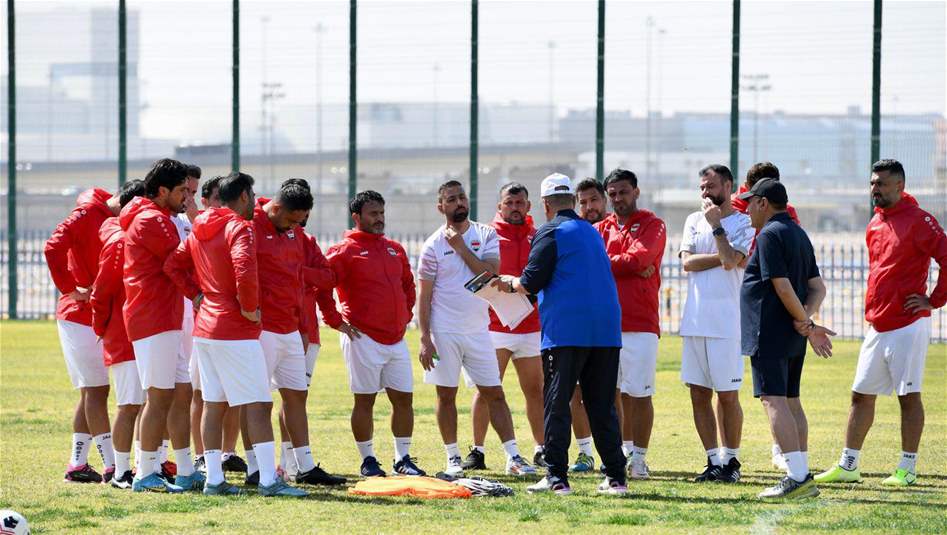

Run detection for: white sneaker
[[772, 454, 788, 471], [628, 459, 650, 480], [505, 455, 538, 477], [527, 475, 572, 495], [444, 455, 465, 478], [597, 476, 628, 495]]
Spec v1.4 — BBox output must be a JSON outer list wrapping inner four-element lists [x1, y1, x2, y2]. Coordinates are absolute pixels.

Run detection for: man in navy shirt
[[739, 178, 834, 500], [494, 173, 626, 496]]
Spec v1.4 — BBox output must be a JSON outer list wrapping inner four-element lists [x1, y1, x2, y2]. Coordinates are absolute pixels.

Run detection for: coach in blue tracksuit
[[494, 173, 626, 495]]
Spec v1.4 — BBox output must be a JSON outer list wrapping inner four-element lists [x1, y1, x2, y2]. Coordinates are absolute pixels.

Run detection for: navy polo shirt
[[520, 209, 621, 350], [740, 212, 820, 359]]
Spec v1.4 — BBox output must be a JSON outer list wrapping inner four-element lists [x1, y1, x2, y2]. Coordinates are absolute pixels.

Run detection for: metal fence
[[2, 229, 943, 343]]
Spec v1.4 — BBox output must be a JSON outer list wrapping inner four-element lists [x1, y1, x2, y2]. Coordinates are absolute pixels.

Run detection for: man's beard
[[708, 193, 726, 206], [503, 211, 524, 225], [583, 210, 602, 223], [451, 208, 469, 223]]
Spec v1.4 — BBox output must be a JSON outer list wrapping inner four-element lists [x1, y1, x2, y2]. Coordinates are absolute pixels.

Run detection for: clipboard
[[464, 271, 534, 330]]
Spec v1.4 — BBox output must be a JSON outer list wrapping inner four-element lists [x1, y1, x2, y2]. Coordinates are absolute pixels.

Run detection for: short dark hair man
[[731, 162, 800, 225], [575, 178, 607, 224], [201, 176, 223, 209]]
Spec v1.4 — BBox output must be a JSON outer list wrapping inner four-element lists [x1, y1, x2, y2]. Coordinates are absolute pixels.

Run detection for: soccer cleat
[[758, 474, 819, 500], [296, 464, 347, 486], [597, 476, 628, 495], [132, 472, 185, 493], [533, 449, 548, 469], [628, 459, 650, 480], [175, 470, 207, 491], [360, 456, 387, 478], [64, 463, 103, 483], [527, 475, 572, 495], [222, 454, 248, 473], [716, 458, 741, 483], [259, 479, 308, 498], [695, 457, 723, 482], [445, 455, 465, 478], [102, 467, 116, 484], [203, 481, 244, 496], [110, 470, 134, 490], [194, 455, 206, 473], [461, 448, 486, 470], [881, 468, 916, 487], [570, 452, 595, 473], [393, 456, 426, 477], [505, 455, 538, 477], [159, 460, 177, 481], [814, 465, 862, 484], [244, 471, 260, 487]]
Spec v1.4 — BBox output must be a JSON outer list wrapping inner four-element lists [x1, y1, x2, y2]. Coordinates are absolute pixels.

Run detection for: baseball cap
[[540, 173, 574, 197], [737, 177, 788, 205]]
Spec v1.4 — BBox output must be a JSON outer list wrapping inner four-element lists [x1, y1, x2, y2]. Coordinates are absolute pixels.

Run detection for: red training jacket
[[44, 188, 113, 325], [164, 207, 261, 341], [865, 192, 947, 332], [253, 199, 306, 335], [489, 213, 540, 334], [319, 230, 416, 345], [595, 210, 666, 336], [90, 217, 135, 366], [299, 230, 337, 345]]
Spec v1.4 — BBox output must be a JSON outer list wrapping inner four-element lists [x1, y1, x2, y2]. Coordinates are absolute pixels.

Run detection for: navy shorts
[[751, 352, 805, 398]]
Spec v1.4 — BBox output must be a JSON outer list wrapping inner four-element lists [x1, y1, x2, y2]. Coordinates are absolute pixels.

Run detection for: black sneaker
[[717, 457, 741, 483], [533, 449, 548, 469], [64, 463, 103, 483], [393, 455, 426, 476], [245, 470, 260, 486], [110, 469, 134, 489], [296, 464, 347, 486], [194, 455, 206, 473], [360, 456, 386, 477], [461, 448, 486, 470], [695, 457, 723, 482], [222, 454, 248, 473]]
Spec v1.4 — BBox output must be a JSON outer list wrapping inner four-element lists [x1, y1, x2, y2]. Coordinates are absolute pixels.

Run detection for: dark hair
[[575, 178, 604, 196], [281, 178, 311, 191], [217, 172, 255, 203], [201, 175, 223, 200], [119, 179, 146, 208], [604, 168, 638, 189], [275, 184, 314, 212], [699, 164, 734, 185], [746, 162, 780, 187], [185, 164, 202, 179], [499, 182, 528, 199], [143, 158, 188, 198], [872, 159, 905, 181], [438, 180, 464, 200], [349, 190, 386, 215]]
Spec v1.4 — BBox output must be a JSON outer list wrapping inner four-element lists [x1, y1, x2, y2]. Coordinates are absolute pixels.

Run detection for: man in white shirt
[[417, 180, 536, 478], [679, 164, 755, 484]]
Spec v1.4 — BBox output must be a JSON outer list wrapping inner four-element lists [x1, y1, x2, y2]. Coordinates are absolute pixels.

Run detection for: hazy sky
[[10, 0, 946, 142]]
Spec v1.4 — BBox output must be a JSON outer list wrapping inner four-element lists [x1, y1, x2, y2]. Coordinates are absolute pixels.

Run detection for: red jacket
[[299, 230, 337, 345], [595, 211, 666, 335], [865, 192, 947, 332], [90, 218, 135, 366], [44, 188, 113, 325], [732, 184, 800, 224], [253, 199, 306, 335], [120, 196, 183, 341], [319, 230, 416, 345], [164, 207, 261, 340], [489, 213, 540, 334]]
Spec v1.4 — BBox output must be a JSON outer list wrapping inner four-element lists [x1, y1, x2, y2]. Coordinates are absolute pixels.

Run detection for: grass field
[[1, 320, 945, 534]]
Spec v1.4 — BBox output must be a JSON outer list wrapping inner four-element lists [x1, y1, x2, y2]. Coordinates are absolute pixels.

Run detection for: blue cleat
[[132, 472, 184, 493], [175, 470, 207, 491]]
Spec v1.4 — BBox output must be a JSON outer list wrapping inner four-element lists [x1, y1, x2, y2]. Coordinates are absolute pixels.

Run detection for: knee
[[436, 389, 457, 405], [851, 392, 875, 407], [689, 386, 713, 405], [390, 393, 413, 409], [481, 387, 506, 404], [898, 394, 923, 412], [717, 393, 741, 409]]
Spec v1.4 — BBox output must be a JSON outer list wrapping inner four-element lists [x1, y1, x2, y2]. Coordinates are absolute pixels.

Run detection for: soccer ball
[[0, 510, 30, 535]]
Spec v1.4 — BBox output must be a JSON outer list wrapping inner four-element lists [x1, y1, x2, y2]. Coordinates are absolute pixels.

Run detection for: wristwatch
[[712, 226, 727, 237]]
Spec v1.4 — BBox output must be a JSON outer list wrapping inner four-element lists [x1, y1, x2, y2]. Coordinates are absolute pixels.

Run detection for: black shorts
[[751, 352, 805, 398]]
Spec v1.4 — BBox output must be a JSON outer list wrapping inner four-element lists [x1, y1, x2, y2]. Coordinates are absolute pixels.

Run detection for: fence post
[[729, 0, 740, 185], [469, 0, 479, 221], [869, 0, 882, 214], [595, 0, 604, 182], [347, 0, 357, 227], [118, 0, 127, 186], [6, 0, 17, 319], [232, 0, 240, 172]]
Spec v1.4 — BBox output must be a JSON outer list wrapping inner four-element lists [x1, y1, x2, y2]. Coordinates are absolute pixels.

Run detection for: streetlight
[[314, 23, 326, 232], [262, 81, 285, 190], [645, 17, 666, 181], [741, 73, 771, 163], [548, 40, 557, 144], [433, 63, 441, 147]]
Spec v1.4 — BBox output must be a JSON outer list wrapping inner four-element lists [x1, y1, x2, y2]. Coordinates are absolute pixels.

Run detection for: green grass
[[1, 320, 945, 534]]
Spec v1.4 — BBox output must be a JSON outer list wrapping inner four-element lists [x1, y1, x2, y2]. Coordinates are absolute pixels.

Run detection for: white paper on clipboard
[[464, 271, 533, 330]]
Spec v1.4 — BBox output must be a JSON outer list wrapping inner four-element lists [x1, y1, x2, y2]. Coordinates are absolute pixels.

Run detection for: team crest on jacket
[[629, 223, 640, 233], [471, 240, 481, 251], [287, 230, 296, 239], [387, 247, 398, 256]]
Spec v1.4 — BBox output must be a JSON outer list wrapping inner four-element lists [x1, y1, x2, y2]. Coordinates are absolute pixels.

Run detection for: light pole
[[261, 16, 269, 180], [314, 23, 325, 232], [645, 17, 654, 177], [433, 63, 440, 147], [547, 40, 556, 144], [262, 81, 285, 191], [741, 73, 771, 163]]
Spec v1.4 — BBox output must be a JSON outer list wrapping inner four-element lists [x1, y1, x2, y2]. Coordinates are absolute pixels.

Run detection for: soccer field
[[1, 321, 944, 534]]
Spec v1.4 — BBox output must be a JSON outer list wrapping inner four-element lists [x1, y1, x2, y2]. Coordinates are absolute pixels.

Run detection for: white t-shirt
[[171, 213, 192, 242], [678, 210, 754, 339], [418, 221, 500, 334]]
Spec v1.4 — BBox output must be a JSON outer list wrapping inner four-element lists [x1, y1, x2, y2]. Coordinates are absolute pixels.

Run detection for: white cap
[[540, 173, 574, 197]]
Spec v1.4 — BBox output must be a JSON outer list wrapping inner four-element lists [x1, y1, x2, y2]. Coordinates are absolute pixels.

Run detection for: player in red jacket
[[731, 162, 800, 225], [597, 169, 667, 481], [89, 179, 146, 489], [318, 190, 426, 477], [817, 159, 947, 487], [45, 187, 124, 483]]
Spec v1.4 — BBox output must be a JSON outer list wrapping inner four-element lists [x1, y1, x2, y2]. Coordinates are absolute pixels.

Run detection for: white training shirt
[[171, 212, 192, 242], [418, 221, 500, 334], [678, 210, 754, 340]]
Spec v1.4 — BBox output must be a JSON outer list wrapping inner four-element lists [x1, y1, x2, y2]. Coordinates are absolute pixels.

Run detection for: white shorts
[[341, 334, 413, 394], [681, 336, 743, 392], [189, 346, 201, 390], [489, 331, 541, 359], [425, 331, 502, 388], [305, 344, 321, 388], [853, 317, 931, 396], [260, 331, 308, 391], [181, 297, 194, 367], [193, 337, 272, 406], [56, 320, 109, 388], [618, 332, 659, 397], [131, 330, 188, 390], [111, 360, 145, 406]]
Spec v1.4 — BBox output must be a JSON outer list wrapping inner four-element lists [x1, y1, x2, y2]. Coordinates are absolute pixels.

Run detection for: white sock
[[137, 450, 157, 478], [784, 451, 808, 482], [92, 433, 115, 470], [801, 450, 808, 470], [254, 442, 278, 487], [445, 443, 461, 462], [839, 447, 860, 471], [294, 446, 316, 473], [707, 447, 722, 467], [771, 443, 782, 458], [631, 445, 648, 463], [502, 439, 521, 460], [622, 440, 634, 457], [279, 441, 295, 471], [70, 433, 92, 467], [534, 444, 544, 454], [721, 447, 740, 464], [134, 440, 141, 464], [205, 449, 224, 486], [898, 451, 917, 473], [158, 439, 170, 464], [246, 450, 258, 474], [394, 437, 412, 461], [222, 451, 234, 461], [175, 448, 194, 476], [472, 445, 485, 454], [576, 437, 594, 457], [115, 451, 131, 475], [356, 439, 375, 460]]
